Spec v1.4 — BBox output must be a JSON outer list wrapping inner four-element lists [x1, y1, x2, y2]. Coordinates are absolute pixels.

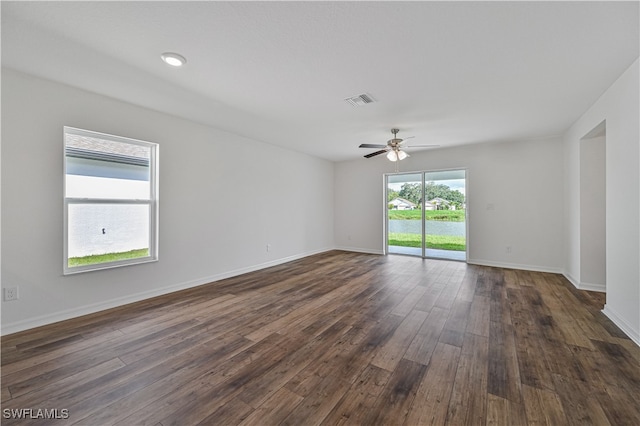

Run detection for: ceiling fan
[[359, 128, 439, 162]]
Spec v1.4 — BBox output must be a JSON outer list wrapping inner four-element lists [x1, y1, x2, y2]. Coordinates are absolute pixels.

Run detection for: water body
[[388, 219, 466, 236], [68, 204, 149, 257]]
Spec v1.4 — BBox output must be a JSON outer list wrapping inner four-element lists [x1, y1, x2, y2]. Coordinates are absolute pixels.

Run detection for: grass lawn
[[388, 233, 466, 251], [388, 209, 465, 222], [68, 248, 149, 267]]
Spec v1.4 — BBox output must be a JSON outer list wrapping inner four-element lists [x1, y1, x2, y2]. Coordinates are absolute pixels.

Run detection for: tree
[[426, 182, 465, 208], [396, 182, 465, 209], [387, 189, 399, 202], [398, 183, 422, 204]]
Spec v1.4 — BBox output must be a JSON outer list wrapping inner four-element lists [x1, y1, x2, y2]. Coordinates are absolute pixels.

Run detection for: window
[[64, 127, 158, 274]]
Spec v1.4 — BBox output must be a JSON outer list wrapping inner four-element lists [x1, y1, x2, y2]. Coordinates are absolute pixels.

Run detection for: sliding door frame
[[384, 167, 468, 261]]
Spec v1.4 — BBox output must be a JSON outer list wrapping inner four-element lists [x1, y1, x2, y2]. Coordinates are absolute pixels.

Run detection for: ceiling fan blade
[[404, 144, 440, 148], [359, 143, 387, 149], [364, 149, 389, 158]]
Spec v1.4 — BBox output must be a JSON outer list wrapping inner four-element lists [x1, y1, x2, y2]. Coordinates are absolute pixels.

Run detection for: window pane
[[66, 173, 150, 199], [65, 132, 150, 199], [67, 204, 150, 264], [387, 173, 423, 256]]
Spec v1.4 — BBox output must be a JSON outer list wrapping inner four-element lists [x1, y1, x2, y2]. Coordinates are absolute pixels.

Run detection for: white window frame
[[63, 127, 159, 274]]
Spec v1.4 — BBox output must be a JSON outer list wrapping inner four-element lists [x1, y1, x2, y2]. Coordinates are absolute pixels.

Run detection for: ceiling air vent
[[344, 93, 375, 107]]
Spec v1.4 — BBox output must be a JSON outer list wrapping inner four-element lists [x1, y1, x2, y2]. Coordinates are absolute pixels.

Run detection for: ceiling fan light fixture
[[387, 149, 407, 162], [161, 52, 186, 67]]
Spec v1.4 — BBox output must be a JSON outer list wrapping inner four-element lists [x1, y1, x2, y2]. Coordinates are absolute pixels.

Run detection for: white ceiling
[[2, 1, 638, 162]]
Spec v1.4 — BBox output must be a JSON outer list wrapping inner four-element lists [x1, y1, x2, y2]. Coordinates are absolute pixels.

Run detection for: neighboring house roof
[[429, 197, 451, 204], [66, 131, 150, 167], [66, 133, 150, 159], [389, 197, 416, 207]]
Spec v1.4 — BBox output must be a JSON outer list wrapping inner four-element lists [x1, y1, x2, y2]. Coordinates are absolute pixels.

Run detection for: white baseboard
[[578, 282, 606, 293], [602, 305, 640, 347], [334, 246, 384, 255], [467, 258, 562, 274], [562, 272, 606, 293], [1, 247, 334, 336], [563, 272, 580, 288]]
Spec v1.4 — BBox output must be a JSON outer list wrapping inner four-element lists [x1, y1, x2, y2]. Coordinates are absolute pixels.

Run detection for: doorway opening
[[386, 169, 466, 261], [580, 121, 606, 293]]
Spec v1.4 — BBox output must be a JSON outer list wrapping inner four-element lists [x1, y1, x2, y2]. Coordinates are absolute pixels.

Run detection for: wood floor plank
[[71, 333, 254, 425], [1, 251, 638, 425], [521, 384, 567, 425], [320, 364, 391, 426], [486, 393, 527, 426], [391, 284, 429, 316], [590, 338, 640, 389], [4, 319, 200, 398], [1, 387, 12, 403], [438, 328, 465, 347], [115, 333, 299, 426], [0, 328, 125, 378], [508, 287, 556, 391], [244, 273, 370, 342], [280, 374, 351, 426], [5, 357, 126, 411], [442, 299, 472, 337], [489, 275, 511, 326], [551, 372, 611, 426], [196, 397, 254, 426], [285, 314, 404, 397], [433, 269, 464, 310], [403, 306, 448, 366], [575, 340, 640, 425], [362, 358, 428, 425], [446, 332, 489, 425], [451, 267, 480, 303], [236, 322, 351, 409], [404, 342, 461, 426], [239, 387, 302, 426], [465, 294, 491, 337], [57, 328, 253, 421], [488, 320, 522, 402], [370, 309, 428, 371], [413, 283, 445, 313]]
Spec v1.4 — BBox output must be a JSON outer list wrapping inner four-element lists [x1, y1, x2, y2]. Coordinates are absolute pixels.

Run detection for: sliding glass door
[[386, 173, 423, 256], [386, 169, 466, 261]]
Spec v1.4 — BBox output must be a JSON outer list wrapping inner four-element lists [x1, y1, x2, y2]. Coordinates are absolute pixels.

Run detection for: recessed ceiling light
[[161, 52, 186, 67]]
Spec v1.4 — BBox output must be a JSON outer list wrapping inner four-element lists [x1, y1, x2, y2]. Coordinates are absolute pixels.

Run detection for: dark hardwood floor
[[2, 250, 639, 425]]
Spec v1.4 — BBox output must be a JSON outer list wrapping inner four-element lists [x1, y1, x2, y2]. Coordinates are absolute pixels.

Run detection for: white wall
[[1, 69, 335, 334], [563, 58, 640, 345], [334, 136, 565, 272], [579, 135, 606, 291]]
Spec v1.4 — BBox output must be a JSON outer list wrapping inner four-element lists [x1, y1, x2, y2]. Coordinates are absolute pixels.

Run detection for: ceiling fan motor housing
[[389, 138, 403, 147]]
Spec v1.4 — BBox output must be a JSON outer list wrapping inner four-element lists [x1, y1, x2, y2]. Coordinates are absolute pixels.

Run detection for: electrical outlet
[[4, 287, 19, 302], [506, 246, 512, 254], [266, 244, 271, 252]]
